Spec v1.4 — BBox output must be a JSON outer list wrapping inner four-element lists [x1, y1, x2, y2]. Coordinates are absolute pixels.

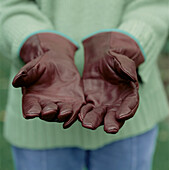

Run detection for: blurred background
[[0, 39, 169, 170]]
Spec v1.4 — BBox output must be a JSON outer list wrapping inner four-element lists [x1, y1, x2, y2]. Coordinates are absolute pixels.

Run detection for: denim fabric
[[12, 126, 158, 170]]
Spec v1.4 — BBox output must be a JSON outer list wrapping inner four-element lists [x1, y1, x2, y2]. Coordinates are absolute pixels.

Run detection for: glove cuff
[[82, 30, 145, 67], [20, 32, 79, 63]]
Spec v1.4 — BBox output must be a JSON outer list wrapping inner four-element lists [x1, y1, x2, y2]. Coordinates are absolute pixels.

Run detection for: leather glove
[[12, 32, 85, 128], [78, 31, 144, 133]]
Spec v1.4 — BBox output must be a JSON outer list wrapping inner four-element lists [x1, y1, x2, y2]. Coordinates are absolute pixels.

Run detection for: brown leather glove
[[79, 31, 144, 133], [12, 32, 85, 128]]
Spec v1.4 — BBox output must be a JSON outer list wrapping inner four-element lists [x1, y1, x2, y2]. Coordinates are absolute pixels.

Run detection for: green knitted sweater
[[0, 0, 169, 149]]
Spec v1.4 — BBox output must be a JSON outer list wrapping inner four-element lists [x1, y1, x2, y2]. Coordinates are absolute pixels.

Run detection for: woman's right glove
[[12, 32, 85, 128], [79, 31, 145, 133]]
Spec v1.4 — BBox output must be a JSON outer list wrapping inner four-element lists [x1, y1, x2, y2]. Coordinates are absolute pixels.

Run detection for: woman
[[0, 0, 168, 169]]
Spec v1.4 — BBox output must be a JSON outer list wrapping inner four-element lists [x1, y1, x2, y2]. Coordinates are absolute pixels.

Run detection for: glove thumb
[[12, 57, 42, 87], [104, 50, 137, 82]]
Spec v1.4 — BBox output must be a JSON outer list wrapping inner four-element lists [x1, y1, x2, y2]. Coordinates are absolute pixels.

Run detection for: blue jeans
[[12, 126, 158, 170]]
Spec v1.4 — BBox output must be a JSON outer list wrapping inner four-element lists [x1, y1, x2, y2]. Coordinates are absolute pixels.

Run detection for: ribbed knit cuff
[[11, 27, 54, 59], [1, 12, 54, 60], [119, 20, 157, 83]]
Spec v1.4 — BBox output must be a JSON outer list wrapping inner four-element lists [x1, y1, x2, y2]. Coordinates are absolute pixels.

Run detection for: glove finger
[[107, 51, 137, 82], [116, 85, 139, 120], [22, 95, 41, 119], [57, 103, 73, 122], [40, 102, 58, 121], [82, 106, 106, 130], [78, 103, 94, 122], [63, 103, 82, 129], [12, 57, 42, 87], [104, 110, 124, 134]]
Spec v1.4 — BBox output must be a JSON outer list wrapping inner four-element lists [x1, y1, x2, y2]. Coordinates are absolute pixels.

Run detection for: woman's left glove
[[79, 31, 144, 133], [12, 32, 85, 128]]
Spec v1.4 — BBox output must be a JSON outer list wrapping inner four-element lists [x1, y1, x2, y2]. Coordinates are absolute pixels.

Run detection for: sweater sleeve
[[0, 0, 54, 60], [118, 0, 169, 83]]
